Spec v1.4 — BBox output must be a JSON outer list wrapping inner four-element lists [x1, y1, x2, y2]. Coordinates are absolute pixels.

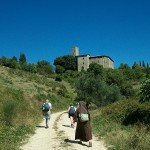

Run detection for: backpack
[[69, 106, 75, 115], [42, 103, 50, 112], [79, 113, 89, 122]]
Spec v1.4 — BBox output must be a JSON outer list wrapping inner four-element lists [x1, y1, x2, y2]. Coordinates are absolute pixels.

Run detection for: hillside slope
[[0, 66, 76, 150]]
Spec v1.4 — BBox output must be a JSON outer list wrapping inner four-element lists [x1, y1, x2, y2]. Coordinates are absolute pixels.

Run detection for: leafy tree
[[37, 60, 54, 75], [105, 69, 124, 86], [146, 63, 149, 68], [142, 60, 146, 68], [75, 72, 121, 106], [19, 53, 26, 65], [118, 63, 134, 80], [87, 63, 103, 77], [55, 65, 65, 74], [12, 56, 17, 62], [139, 79, 150, 103], [132, 62, 139, 69], [9, 56, 18, 68], [120, 83, 135, 98], [119, 63, 130, 69], [54, 55, 76, 71], [23, 63, 37, 73], [0, 56, 9, 66]]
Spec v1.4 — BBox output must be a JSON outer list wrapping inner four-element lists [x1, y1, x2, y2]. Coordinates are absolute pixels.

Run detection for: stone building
[[71, 47, 114, 72]]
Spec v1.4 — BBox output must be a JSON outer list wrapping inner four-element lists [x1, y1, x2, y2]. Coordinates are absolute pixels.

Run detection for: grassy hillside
[[0, 66, 76, 150], [91, 99, 150, 150]]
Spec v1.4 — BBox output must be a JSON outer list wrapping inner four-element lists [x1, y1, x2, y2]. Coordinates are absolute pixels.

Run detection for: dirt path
[[21, 111, 107, 150]]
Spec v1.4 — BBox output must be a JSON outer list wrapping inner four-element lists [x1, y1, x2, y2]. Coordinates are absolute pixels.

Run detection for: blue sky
[[0, 0, 150, 68]]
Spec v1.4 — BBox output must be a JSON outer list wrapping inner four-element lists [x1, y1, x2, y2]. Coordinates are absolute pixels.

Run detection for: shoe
[[89, 142, 92, 147]]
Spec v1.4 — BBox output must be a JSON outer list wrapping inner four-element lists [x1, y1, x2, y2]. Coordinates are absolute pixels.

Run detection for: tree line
[[0, 53, 150, 106]]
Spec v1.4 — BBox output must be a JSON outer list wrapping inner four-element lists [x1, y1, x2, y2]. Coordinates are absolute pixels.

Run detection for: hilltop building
[[71, 47, 114, 72]]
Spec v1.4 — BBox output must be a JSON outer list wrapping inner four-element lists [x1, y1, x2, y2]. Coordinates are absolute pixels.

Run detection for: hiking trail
[[21, 111, 107, 150]]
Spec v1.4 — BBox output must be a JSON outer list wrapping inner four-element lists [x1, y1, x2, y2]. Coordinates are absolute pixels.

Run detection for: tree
[[75, 72, 121, 106], [139, 79, 150, 103], [54, 55, 77, 72], [37, 60, 54, 75], [142, 60, 146, 68], [23, 63, 37, 73], [146, 63, 149, 68], [55, 65, 65, 74], [119, 63, 130, 69], [0, 56, 9, 66], [87, 63, 103, 77], [105, 69, 124, 86], [132, 62, 139, 69], [9, 57, 18, 68], [19, 53, 26, 65]]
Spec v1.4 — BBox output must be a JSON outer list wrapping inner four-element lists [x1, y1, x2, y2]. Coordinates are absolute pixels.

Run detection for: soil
[[20, 111, 107, 150]]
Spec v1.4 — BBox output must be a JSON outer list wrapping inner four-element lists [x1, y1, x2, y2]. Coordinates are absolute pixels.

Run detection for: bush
[[139, 79, 150, 103], [101, 99, 150, 125], [55, 75, 62, 82], [2, 100, 17, 126]]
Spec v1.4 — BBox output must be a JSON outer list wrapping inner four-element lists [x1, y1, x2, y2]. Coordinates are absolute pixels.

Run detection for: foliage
[[0, 65, 74, 149], [92, 99, 150, 150], [37, 60, 54, 75], [105, 69, 135, 98], [54, 55, 77, 72], [55, 65, 65, 74], [19, 53, 26, 65], [87, 63, 103, 77], [120, 83, 135, 98], [55, 75, 62, 82], [2, 100, 17, 126], [75, 72, 122, 106], [21, 63, 37, 73], [105, 69, 125, 86], [139, 79, 150, 103], [101, 99, 150, 125]]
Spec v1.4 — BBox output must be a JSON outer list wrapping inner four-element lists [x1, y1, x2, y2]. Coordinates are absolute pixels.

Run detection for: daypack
[[42, 103, 50, 112], [79, 113, 89, 122], [69, 106, 75, 115]]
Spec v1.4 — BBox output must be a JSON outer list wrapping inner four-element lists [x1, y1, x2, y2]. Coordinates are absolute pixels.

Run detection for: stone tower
[[71, 46, 79, 57]]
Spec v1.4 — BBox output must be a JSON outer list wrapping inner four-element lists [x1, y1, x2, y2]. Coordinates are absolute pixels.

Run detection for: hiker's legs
[[45, 112, 51, 128], [70, 116, 75, 127], [46, 118, 49, 127]]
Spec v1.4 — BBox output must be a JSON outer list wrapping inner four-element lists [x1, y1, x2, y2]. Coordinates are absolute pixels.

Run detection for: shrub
[[139, 79, 150, 103], [2, 100, 17, 126], [101, 99, 150, 125], [55, 75, 62, 82]]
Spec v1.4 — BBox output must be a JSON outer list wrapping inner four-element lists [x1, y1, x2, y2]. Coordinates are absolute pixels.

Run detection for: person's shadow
[[62, 124, 71, 128], [36, 125, 46, 128], [64, 139, 87, 147]]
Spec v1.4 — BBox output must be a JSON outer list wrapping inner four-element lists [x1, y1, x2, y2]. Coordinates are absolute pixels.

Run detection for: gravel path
[[21, 111, 107, 150]]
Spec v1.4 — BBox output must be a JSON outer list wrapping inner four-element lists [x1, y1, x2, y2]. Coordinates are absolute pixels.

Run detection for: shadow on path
[[62, 124, 71, 128], [36, 125, 45, 128], [64, 139, 87, 147]]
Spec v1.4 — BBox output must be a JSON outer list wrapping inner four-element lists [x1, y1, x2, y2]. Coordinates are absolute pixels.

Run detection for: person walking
[[73, 101, 92, 147], [42, 99, 52, 128], [68, 103, 76, 128]]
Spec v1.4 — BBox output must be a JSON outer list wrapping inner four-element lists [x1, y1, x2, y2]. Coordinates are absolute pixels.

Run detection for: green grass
[[91, 99, 150, 150], [0, 66, 75, 150]]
